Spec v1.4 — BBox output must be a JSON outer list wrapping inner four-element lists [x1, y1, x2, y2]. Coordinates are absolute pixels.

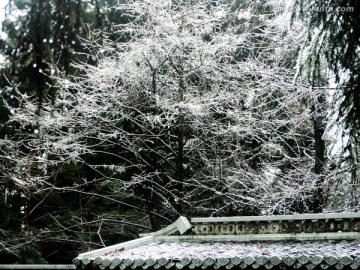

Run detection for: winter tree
[[0, 0, 332, 261], [0, 0, 115, 263]]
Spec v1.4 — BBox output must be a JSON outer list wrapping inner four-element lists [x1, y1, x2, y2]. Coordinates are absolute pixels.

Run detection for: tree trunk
[[311, 92, 326, 212]]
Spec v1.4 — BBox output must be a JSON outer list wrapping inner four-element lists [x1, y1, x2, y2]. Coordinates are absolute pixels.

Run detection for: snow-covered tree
[[0, 0, 113, 262], [1, 0, 328, 254]]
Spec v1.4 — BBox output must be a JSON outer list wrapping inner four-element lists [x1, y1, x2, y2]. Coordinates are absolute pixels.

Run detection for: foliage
[[291, 0, 360, 210], [1, 0, 357, 264], [0, 0, 134, 263], [5, 0, 321, 220]]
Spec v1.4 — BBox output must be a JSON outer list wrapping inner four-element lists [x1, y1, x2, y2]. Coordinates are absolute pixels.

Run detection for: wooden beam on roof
[[191, 212, 360, 223]]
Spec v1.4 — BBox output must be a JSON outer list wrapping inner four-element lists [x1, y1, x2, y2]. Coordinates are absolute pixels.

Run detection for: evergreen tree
[[291, 0, 360, 210]]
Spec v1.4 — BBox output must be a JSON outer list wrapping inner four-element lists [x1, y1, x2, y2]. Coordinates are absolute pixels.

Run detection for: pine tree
[[291, 0, 360, 210]]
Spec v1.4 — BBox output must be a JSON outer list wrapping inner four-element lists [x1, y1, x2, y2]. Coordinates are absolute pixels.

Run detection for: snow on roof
[[74, 215, 360, 270], [76, 240, 360, 269]]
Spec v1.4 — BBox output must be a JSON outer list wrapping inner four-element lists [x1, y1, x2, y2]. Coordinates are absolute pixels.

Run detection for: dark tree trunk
[[311, 92, 326, 212]]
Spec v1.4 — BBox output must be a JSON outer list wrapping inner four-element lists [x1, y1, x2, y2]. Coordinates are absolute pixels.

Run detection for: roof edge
[[75, 216, 191, 262], [76, 235, 154, 261], [139, 216, 191, 237], [191, 212, 360, 223]]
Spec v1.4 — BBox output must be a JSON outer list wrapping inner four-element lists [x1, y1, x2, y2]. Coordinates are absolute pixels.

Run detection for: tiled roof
[[74, 214, 360, 270], [80, 240, 360, 270]]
